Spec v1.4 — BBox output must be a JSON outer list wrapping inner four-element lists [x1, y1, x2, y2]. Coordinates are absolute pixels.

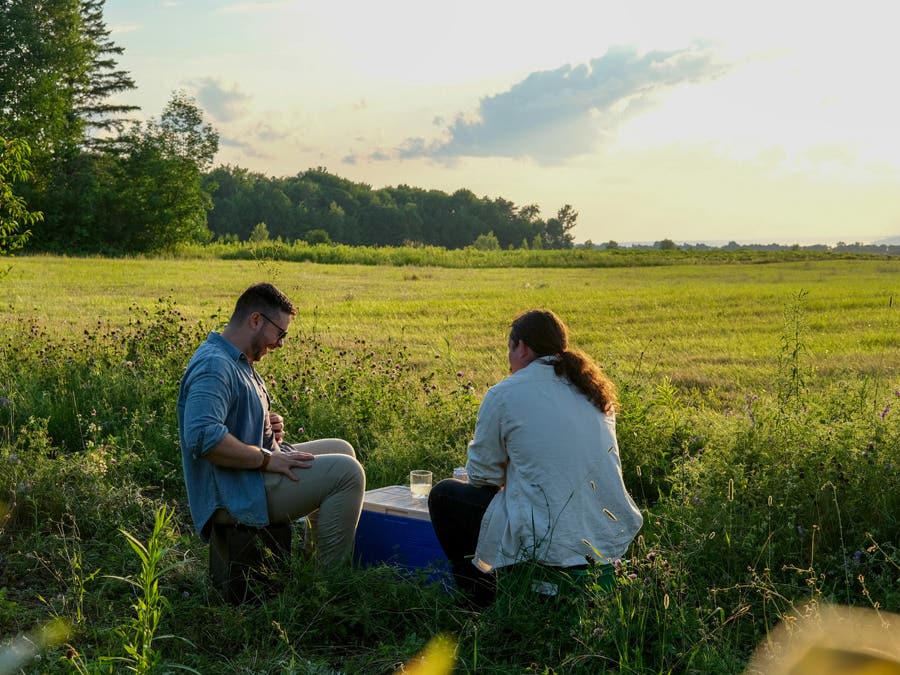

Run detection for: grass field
[[4, 255, 898, 395], [0, 254, 898, 673]]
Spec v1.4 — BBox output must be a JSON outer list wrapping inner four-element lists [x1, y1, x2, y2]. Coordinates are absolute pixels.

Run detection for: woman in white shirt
[[428, 309, 643, 608]]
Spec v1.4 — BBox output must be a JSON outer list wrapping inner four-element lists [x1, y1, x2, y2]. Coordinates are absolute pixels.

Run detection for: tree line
[[204, 166, 577, 250], [0, 0, 577, 256]]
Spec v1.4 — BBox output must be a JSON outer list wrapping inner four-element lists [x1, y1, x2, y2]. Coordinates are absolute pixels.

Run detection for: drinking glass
[[409, 470, 432, 498]]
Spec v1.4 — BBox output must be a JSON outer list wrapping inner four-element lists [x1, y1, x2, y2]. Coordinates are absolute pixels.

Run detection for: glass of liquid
[[409, 470, 432, 498]]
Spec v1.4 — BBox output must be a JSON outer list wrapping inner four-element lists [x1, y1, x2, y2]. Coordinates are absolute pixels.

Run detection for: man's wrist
[[258, 447, 272, 470]]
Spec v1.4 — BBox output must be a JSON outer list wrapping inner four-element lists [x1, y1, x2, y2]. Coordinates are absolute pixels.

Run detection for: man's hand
[[266, 448, 315, 481], [269, 412, 285, 444]]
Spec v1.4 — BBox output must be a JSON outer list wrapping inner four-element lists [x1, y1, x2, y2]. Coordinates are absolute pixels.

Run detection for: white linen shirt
[[466, 357, 643, 571]]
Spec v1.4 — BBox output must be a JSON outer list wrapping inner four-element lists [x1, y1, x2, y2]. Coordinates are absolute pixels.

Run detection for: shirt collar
[[207, 331, 247, 363]]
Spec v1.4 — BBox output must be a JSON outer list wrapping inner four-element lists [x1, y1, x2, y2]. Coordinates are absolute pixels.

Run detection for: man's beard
[[249, 334, 268, 363]]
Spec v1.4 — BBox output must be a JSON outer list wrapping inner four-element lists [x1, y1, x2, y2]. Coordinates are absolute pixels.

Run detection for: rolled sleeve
[[180, 367, 232, 458]]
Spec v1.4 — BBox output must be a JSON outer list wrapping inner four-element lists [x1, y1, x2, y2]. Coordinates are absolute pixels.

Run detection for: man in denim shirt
[[178, 282, 365, 565]]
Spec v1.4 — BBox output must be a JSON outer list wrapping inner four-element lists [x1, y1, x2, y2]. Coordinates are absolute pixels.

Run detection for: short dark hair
[[231, 282, 296, 322]]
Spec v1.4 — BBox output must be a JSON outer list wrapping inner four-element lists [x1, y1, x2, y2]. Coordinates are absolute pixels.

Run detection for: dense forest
[[203, 165, 577, 250]]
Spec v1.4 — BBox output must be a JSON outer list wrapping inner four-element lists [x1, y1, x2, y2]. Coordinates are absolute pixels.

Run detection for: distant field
[[4, 255, 897, 397]]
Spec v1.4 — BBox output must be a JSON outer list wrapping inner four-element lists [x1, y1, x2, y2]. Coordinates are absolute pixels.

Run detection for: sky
[[103, 0, 900, 245]]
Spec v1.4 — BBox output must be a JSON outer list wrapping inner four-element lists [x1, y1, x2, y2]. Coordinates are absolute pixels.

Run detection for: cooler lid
[[361, 485, 431, 520]]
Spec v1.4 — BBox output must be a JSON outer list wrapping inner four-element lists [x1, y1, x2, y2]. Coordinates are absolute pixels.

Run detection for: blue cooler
[[353, 485, 450, 582]]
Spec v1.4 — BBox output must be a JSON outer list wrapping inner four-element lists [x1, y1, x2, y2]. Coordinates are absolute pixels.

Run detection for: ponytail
[[554, 349, 619, 414]]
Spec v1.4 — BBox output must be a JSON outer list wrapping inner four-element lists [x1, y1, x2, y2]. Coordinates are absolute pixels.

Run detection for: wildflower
[[628, 573, 638, 580], [456, 371, 463, 377], [0, 397, 8, 407], [7, 453, 18, 464], [182, 591, 191, 600], [880, 404, 890, 420], [853, 550, 864, 564], [646, 551, 657, 562]]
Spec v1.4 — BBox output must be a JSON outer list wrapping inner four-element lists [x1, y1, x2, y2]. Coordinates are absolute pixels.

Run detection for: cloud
[[388, 42, 729, 165], [251, 122, 289, 143], [192, 78, 252, 123]]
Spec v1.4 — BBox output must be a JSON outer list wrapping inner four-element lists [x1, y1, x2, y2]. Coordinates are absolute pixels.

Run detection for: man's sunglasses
[[259, 312, 288, 340]]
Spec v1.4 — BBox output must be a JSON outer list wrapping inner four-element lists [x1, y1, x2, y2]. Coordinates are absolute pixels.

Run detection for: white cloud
[[388, 42, 729, 165], [192, 78, 252, 123]]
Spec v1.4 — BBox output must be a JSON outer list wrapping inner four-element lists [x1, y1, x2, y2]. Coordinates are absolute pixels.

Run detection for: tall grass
[[168, 239, 894, 269], [0, 257, 897, 672]]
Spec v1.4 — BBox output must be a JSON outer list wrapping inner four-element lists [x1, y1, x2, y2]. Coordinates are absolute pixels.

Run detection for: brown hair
[[509, 309, 618, 413], [231, 282, 296, 322]]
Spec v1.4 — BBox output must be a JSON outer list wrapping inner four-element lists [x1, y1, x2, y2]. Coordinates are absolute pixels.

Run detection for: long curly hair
[[509, 309, 619, 413]]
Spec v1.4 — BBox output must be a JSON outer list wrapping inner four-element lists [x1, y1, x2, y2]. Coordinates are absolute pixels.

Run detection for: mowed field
[[4, 255, 897, 399]]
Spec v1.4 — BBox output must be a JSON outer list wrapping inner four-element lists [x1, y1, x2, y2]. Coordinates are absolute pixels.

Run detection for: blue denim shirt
[[177, 332, 271, 539]]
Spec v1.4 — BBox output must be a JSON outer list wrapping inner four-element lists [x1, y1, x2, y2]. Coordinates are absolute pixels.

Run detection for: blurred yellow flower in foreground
[[396, 633, 457, 675]]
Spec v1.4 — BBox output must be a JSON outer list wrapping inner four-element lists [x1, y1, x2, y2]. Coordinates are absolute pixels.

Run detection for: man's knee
[[292, 438, 356, 458], [329, 438, 355, 458], [320, 452, 365, 491], [342, 454, 366, 489]]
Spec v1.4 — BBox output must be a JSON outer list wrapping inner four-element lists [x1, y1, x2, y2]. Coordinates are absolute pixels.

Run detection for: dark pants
[[428, 478, 499, 608]]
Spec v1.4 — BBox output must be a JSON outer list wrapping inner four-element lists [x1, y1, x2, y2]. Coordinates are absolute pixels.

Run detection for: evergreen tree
[[76, 0, 140, 150]]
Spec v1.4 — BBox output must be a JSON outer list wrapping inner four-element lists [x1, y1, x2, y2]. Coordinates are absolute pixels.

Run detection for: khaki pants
[[210, 439, 364, 566]]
